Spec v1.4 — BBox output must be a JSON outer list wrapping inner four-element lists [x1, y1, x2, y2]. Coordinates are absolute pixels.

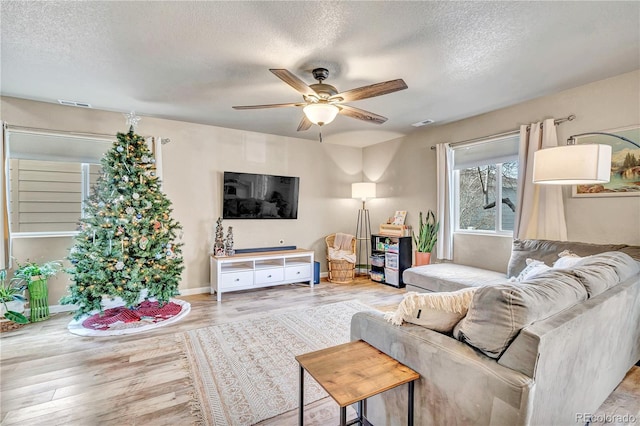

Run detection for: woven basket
[[0, 319, 26, 333], [327, 259, 356, 284], [325, 234, 356, 284]]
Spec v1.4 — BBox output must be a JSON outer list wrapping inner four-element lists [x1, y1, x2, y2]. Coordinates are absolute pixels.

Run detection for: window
[[453, 134, 519, 234], [5, 129, 112, 235], [8, 159, 101, 232]]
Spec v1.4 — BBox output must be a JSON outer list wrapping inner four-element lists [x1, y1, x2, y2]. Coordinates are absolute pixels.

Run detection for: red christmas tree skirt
[[68, 298, 190, 336]]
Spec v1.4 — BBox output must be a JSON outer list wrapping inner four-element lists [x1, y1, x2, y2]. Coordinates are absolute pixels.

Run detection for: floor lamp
[[533, 131, 639, 185], [352, 182, 376, 276]]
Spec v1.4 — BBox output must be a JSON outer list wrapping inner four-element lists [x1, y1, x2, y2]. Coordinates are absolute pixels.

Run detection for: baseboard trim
[[48, 304, 77, 314], [45, 289, 212, 314], [47, 280, 329, 311], [179, 286, 211, 296]]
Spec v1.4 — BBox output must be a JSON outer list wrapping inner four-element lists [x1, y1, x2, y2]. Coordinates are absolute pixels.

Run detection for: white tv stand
[[210, 248, 315, 301]]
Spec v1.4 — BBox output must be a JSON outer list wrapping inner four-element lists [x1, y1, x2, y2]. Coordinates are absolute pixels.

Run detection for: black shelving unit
[[370, 234, 412, 288]]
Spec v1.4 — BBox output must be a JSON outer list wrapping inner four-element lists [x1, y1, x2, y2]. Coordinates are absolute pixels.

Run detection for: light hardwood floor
[[1, 278, 638, 426]]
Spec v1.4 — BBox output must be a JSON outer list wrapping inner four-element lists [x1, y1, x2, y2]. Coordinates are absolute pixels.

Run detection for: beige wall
[[2, 69, 639, 304], [364, 70, 640, 271], [1, 97, 364, 305]]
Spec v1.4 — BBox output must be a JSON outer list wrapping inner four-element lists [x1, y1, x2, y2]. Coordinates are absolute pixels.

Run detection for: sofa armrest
[[351, 310, 534, 426], [499, 275, 640, 425]]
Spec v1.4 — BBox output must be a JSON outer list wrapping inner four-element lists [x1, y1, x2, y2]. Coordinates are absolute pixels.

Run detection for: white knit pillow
[[384, 287, 478, 333], [553, 251, 585, 269], [512, 259, 551, 282]]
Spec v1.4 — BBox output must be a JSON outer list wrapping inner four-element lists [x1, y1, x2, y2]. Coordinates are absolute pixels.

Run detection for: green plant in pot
[[0, 269, 29, 324], [12, 260, 63, 322], [413, 210, 439, 266]]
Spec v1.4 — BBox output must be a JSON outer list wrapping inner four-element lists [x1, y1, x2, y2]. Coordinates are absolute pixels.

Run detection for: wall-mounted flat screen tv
[[223, 172, 300, 219]]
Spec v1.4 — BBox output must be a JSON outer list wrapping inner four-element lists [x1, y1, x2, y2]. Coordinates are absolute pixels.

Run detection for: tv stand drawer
[[221, 271, 254, 289], [285, 265, 311, 281], [255, 268, 284, 285]]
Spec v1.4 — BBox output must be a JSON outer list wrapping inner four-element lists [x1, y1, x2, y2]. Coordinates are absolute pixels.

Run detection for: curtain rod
[[526, 114, 575, 131], [5, 124, 170, 144], [5, 124, 117, 140], [429, 114, 576, 150]]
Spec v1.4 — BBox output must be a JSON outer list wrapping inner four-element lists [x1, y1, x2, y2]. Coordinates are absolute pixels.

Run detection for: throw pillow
[[569, 251, 639, 297], [384, 287, 477, 333], [511, 259, 551, 282], [551, 249, 583, 269], [454, 269, 587, 358]]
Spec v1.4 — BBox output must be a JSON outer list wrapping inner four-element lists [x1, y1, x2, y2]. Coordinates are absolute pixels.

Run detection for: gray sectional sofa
[[351, 239, 640, 426]]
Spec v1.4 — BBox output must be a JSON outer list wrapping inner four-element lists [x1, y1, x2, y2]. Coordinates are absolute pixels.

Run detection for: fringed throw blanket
[[328, 233, 356, 263], [385, 287, 477, 332]]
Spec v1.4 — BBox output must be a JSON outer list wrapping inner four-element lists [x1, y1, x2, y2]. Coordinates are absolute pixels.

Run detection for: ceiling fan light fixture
[[303, 103, 339, 126]]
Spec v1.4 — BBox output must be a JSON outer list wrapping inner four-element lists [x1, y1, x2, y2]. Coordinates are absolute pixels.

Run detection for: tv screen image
[[223, 172, 299, 219]]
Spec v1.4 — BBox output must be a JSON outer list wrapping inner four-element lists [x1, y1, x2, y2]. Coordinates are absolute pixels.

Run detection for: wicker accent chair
[[325, 233, 357, 284]]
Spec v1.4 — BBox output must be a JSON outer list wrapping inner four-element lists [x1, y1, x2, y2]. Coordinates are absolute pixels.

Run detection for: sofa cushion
[[567, 251, 640, 297], [507, 239, 640, 278], [454, 269, 588, 358], [402, 264, 508, 293], [384, 287, 477, 333]]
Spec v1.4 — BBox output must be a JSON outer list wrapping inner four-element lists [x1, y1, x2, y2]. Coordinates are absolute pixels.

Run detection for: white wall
[[1, 97, 363, 304], [364, 70, 640, 271]]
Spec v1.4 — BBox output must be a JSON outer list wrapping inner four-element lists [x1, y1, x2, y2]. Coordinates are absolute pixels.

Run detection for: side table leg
[[299, 364, 304, 426], [408, 380, 415, 426], [340, 406, 346, 426]]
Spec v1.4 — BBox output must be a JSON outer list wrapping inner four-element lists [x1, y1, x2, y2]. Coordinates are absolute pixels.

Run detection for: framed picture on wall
[[572, 124, 640, 197]]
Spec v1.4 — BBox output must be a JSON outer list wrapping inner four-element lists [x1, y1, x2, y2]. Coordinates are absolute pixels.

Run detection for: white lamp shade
[[303, 103, 339, 126], [352, 182, 376, 200], [533, 144, 612, 185]]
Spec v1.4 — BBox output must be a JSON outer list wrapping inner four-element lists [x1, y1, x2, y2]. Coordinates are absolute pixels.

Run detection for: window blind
[[453, 134, 519, 170], [6, 131, 113, 164]]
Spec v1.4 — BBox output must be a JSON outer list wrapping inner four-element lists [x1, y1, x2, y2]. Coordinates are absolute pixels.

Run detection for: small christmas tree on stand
[[62, 127, 184, 320], [213, 217, 225, 256], [225, 226, 234, 256]]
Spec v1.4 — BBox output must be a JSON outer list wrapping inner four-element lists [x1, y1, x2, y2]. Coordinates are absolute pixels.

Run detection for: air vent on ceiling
[[412, 119, 434, 127], [58, 99, 92, 108]]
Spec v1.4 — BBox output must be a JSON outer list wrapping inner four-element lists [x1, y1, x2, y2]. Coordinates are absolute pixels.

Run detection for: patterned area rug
[[180, 300, 374, 426]]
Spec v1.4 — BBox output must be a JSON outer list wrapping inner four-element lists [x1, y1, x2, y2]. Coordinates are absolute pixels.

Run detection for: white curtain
[[0, 123, 10, 269], [436, 143, 454, 260], [514, 118, 567, 240]]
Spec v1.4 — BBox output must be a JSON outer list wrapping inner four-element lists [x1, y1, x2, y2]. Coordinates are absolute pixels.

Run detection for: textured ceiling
[[1, 1, 639, 147]]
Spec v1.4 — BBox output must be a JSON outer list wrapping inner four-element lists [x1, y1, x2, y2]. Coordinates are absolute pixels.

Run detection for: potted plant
[[413, 210, 439, 266], [0, 269, 29, 324], [12, 260, 63, 322]]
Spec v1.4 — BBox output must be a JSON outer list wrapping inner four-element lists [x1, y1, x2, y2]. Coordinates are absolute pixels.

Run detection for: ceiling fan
[[232, 68, 408, 131]]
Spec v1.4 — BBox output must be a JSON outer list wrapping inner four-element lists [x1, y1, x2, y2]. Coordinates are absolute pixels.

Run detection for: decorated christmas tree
[[61, 127, 184, 319]]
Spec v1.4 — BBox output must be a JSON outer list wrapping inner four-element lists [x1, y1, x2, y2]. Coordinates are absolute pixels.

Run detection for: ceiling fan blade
[[331, 79, 407, 103], [338, 105, 388, 125], [232, 102, 304, 110], [270, 69, 318, 98], [297, 115, 313, 131]]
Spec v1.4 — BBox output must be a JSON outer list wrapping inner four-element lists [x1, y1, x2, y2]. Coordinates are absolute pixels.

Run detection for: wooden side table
[[296, 340, 419, 426]]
